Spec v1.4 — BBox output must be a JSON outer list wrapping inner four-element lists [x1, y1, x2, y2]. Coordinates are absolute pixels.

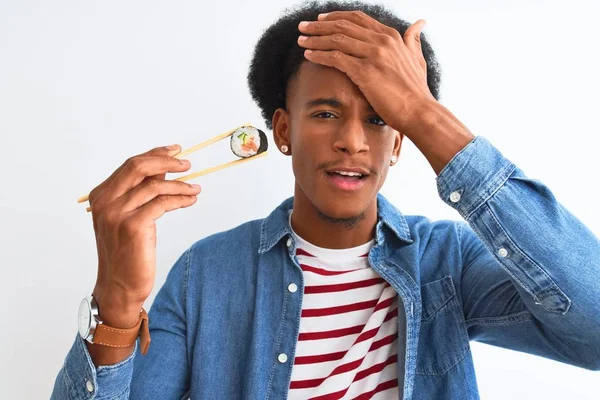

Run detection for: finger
[[402, 19, 427, 57], [116, 179, 202, 214], [303, 50, 366, 83], [298, 33, 372, 58], [148, 144, 182, 181], [149, 172, 167, 181], [89, 144, 181, 205], [298, 19, 378, 43], [97, 154, 192, 209], [90, 148, 183, 212], [317, 11, 390, 35], [111, 155, 192, 201], [128, 194, 199, 226], [147, 148, 188, 182]]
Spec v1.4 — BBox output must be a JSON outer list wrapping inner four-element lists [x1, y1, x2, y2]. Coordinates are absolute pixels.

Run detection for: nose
[[333, 117, 369, 155]]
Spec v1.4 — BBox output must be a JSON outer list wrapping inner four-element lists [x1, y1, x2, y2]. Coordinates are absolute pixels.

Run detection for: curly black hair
[[247, 0, 442, 130]]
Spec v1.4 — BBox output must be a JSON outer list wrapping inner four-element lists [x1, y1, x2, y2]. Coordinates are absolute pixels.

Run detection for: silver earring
[[280, 145, 289, 153], [390, 155, 398, 164]]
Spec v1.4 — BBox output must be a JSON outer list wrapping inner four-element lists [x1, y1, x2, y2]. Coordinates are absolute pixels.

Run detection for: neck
[[291, 184, 378, 249]]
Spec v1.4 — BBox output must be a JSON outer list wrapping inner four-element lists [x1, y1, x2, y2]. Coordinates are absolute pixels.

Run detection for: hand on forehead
[[295, 10, 432, 133]]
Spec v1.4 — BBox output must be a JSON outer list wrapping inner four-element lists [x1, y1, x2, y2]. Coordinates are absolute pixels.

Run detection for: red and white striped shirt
[[288, 228, 404, 399]]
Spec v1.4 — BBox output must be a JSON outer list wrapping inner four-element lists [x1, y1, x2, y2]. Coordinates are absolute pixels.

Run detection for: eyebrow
[[304, 97, 375, 112], [305, 98, 343, 109]]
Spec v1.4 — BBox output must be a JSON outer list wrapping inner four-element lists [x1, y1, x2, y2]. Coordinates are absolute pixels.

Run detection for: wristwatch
[[78, 294, 151, 355]]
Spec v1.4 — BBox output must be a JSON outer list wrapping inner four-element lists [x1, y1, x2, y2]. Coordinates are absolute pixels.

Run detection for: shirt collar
[[258, 193, 413, 254]]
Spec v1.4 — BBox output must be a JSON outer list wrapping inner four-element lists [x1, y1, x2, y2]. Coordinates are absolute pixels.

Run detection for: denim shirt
[[51, 136, 600, 400]]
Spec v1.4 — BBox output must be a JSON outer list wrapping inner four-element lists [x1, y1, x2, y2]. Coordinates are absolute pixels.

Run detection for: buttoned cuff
[[61, 332, 137, 399], [436, 136, 516, 218]]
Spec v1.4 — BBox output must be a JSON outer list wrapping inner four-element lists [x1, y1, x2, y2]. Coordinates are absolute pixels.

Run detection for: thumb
[[403, 19, 426, 53]]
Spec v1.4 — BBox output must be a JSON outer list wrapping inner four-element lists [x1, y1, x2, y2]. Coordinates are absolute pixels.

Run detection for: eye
[[367, 116, 386, 126], [314, 111, 337, 119]]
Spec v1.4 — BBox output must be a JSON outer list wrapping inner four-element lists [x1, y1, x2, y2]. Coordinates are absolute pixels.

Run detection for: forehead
[[288, 61, 370, 107]]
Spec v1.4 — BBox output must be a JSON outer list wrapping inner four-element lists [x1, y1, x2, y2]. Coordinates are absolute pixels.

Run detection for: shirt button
[[288, 283, 298, 293], [278, 353, 288, 363], [498, 247, 509, 258], [86, 380, 94, 393], [449, 191, 462, 203], [286, 238, 293, 247]]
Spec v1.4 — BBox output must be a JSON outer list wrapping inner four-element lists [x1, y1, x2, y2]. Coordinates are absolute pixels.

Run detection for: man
[[52, 1, 600, 399]]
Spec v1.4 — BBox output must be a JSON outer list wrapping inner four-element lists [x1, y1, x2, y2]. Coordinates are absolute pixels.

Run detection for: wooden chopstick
[[77, 123, 251, 204], [174, 122, 250, 160], [174, 151, 268, 182], [86, 151, 268, 213]]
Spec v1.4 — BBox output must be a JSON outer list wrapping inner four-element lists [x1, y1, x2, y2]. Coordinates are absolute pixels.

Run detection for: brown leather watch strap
[[93, 308, 151, 355]]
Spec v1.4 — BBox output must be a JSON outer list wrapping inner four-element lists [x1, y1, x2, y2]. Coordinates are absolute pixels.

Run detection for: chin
[[315, 197, 368, 220]]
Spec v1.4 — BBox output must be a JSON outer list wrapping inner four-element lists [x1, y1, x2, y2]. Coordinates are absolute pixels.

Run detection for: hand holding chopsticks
[[77, 123, 268, 212]]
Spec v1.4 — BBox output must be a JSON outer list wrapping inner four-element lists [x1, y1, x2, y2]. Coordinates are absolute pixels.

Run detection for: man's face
[[274, 61, 402, 221]]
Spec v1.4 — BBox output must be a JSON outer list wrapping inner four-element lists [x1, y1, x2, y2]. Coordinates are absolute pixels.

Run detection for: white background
[[1, 0, 599, 398]]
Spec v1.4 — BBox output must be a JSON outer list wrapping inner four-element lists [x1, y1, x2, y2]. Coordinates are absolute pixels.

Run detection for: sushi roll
[[230, 126, 268, 158]]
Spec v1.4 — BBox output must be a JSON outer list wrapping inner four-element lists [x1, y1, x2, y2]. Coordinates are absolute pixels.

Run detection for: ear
[[391, 131, 403, 165], [272, 108, 291, 154]]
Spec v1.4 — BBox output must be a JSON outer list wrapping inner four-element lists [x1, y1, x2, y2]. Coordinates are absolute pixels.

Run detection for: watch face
[[78, 298, 91, 338]]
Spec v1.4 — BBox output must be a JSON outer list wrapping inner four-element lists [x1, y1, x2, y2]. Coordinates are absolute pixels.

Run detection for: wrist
[[93, 294, 144, 329], [399, 98, 475, 175], [98, 305, 144, 329], [393, 96, 438, 137]]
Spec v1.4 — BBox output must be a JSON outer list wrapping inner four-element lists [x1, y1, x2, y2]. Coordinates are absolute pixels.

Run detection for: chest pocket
[[415, 276, 470, 376]]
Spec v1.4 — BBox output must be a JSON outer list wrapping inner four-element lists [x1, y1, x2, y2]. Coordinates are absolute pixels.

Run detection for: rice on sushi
[[230, 126, 268, 158]]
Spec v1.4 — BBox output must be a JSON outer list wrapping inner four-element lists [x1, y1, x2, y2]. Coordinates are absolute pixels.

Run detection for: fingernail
[[298, 35, 308, 42], [166, 144, 179, 150], [180, 159, 191, 165], [299, 21, 310, 28], [318, 13, 329, 19], [304, 49, 313, 56], [190, 184, 200, 189]]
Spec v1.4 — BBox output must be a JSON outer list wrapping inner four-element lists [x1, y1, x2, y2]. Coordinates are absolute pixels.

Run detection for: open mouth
[[325, 170, 369, 191], [325, 170, 368, 181]]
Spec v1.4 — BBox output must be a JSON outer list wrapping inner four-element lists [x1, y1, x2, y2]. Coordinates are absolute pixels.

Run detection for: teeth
[[334, 170, 363, 177]]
